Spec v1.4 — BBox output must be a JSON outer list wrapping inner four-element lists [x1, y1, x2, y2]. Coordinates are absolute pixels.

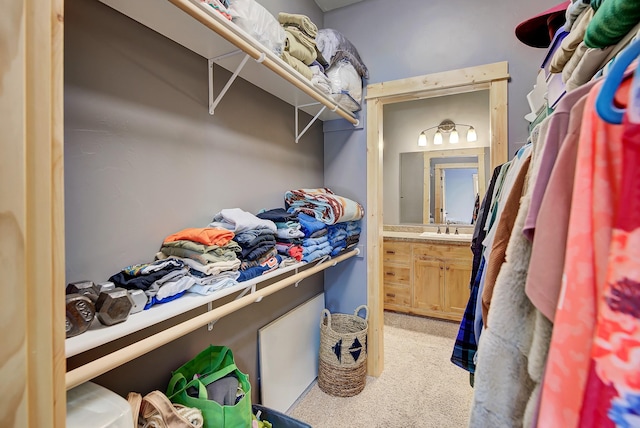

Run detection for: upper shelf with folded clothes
[[97, 0, 361, 124]]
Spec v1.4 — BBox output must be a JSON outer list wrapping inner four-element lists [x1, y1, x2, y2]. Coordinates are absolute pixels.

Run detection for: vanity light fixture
[[417, 119, 477, 146]]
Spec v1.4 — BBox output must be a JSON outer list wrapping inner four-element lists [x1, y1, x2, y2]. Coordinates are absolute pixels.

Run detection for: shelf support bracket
[[206, 284, 256, 331], [208, 52, 254, 115], [295, 102, 327, 143]]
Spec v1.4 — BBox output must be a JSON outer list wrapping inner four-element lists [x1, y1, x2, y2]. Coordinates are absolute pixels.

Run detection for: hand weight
[[128, 289, 147, 314], [96, 281, 115, 294], [66, 280, 99, 303], [65, 293, 96, 338], [95, 287, 133, 326]]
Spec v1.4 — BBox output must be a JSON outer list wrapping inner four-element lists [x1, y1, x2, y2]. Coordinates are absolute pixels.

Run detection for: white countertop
[[383, 230, 472, 243]]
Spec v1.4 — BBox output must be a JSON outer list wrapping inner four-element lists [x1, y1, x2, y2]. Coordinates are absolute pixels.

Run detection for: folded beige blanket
[[284, 28, 317, 65], [278, 12, 317, 38], [281, 51, 313, 80]]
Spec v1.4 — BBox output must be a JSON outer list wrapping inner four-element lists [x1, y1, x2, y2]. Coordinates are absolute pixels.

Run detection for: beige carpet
[[287, 311, 474, 428]]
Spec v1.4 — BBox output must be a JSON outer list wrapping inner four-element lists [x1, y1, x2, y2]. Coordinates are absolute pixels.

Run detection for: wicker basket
[[318, 305, 368, 397]]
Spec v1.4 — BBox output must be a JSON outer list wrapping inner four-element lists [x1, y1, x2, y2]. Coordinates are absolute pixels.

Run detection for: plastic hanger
[[595, 37, 640, 124]]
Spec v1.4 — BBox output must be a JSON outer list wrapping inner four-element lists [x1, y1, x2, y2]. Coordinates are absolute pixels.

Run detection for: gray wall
[[260, 0, 324, 27], [323, 120, 367, 314], [324, 0, 561, 151], [64, 0, 328, 400]]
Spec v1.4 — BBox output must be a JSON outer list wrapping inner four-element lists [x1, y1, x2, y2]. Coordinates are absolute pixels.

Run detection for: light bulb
[[467, 127, 477, 142], [433, 131, 443, 145], [418, 132, 427, 146], [449, 129, 459, 144]]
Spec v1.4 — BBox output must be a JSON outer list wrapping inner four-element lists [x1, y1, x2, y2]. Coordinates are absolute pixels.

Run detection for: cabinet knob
[[386, 293, 396, 298], [446, 267, 450, 270], [386, 272, 396, 276], [386, 250, 396, 254]]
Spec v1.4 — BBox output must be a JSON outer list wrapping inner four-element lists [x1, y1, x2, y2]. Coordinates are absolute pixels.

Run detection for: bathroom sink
[[419, 231, 473, 241]]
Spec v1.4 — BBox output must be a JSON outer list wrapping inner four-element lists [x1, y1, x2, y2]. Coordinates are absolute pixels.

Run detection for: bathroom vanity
[[382, 227, 473, 322]]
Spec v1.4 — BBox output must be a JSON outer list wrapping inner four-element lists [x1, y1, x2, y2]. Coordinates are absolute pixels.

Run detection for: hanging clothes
[[579, 116, 640, 427], [450, 165, 504, 375], [537, 77, 629, 428], [481, 154, 531, 325], [524, 78, 599, 321], [468, 119, 545, 428]]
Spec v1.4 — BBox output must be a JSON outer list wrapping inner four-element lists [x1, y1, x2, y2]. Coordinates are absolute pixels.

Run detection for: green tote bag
[[166, 345, 252, 428]]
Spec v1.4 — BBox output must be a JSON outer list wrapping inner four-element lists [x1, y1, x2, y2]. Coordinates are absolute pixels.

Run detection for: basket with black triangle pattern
[[318, 305, 368, 397]]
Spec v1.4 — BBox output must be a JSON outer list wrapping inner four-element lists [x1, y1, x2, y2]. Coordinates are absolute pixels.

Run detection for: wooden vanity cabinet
[[382, 241, 412, 310], [383, 238, 472, 322]]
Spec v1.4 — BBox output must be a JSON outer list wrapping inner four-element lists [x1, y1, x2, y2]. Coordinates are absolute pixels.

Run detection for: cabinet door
[[444, 258, 473, 316], [413, 257, 444, 312]]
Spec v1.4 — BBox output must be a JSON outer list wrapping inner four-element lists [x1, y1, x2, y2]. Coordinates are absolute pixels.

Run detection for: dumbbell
[[66, 280, 99, 302], [65, 293, 96, 338], [66, 280, 133, 327], [100, 282, 147, 319], [95, 287, 133, 326], [128, 289, 147, 314], [97, 281, 145, 314], [96, 281, 115, 294]]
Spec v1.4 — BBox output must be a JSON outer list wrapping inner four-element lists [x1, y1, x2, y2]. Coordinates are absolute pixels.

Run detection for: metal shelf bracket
[[295, 102, 327, 143], [209, 51, 264, 115], [206, 283, 255, 331]]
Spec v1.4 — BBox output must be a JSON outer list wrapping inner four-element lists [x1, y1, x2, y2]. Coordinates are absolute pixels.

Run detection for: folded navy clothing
[[239, 240, 276, 260], [238, 255, 282, 282], [256, 208, 298, 222], [109, 264, 183, 291], [276, 237, 303, 245], [234, 228, 274, 246], [346, 234, 360, 246], [235, 233, 276, 249]]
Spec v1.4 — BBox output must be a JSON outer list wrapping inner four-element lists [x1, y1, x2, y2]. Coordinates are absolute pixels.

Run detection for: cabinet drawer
[[384, 283, 411, 306], [413, 242, 472, 261], [383, 241, 411, 264], [383, 265, 410, 284]]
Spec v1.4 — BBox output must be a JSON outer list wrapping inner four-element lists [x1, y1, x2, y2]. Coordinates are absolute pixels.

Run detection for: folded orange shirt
[[163, 227, 234, 247]]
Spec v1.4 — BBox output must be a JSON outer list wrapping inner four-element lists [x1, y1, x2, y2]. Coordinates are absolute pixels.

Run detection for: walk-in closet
[[4, 0, 639, 426]]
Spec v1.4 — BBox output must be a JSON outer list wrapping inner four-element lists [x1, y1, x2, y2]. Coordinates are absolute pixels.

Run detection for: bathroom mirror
[[400, 147, 489, 225], [383, 89, 492, 225]]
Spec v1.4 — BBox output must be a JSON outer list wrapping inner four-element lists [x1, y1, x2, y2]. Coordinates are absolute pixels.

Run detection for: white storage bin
[[67, 381, 133, 428]]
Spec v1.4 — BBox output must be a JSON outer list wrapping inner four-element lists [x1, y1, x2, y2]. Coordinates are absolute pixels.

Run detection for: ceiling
[[313, 0, 364, 12]]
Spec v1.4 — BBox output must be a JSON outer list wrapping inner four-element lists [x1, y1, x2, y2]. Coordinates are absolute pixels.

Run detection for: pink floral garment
[[537, 79, 627, 427], [579, 115, 640, 427]]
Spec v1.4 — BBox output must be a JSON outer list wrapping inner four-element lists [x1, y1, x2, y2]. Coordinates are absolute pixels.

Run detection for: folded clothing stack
[[209, 208, 282, 282], [278, 12, 319, 80], [285, 187, 364, 225]]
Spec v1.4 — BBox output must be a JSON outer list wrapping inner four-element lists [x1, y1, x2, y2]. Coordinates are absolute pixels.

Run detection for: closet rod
[[167, 0, 359, 125], [65, 248, 359, 390]]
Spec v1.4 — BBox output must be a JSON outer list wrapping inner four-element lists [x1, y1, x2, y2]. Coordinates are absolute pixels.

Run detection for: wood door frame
[[1, 0, 65, 425], [365, 62, 509, 376], [433, 162, 482, 224]]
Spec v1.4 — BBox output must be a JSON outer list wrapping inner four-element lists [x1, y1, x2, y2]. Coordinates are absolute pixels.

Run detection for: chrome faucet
[[436, 225, 442, 234], [445, 220, 450, 234]]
